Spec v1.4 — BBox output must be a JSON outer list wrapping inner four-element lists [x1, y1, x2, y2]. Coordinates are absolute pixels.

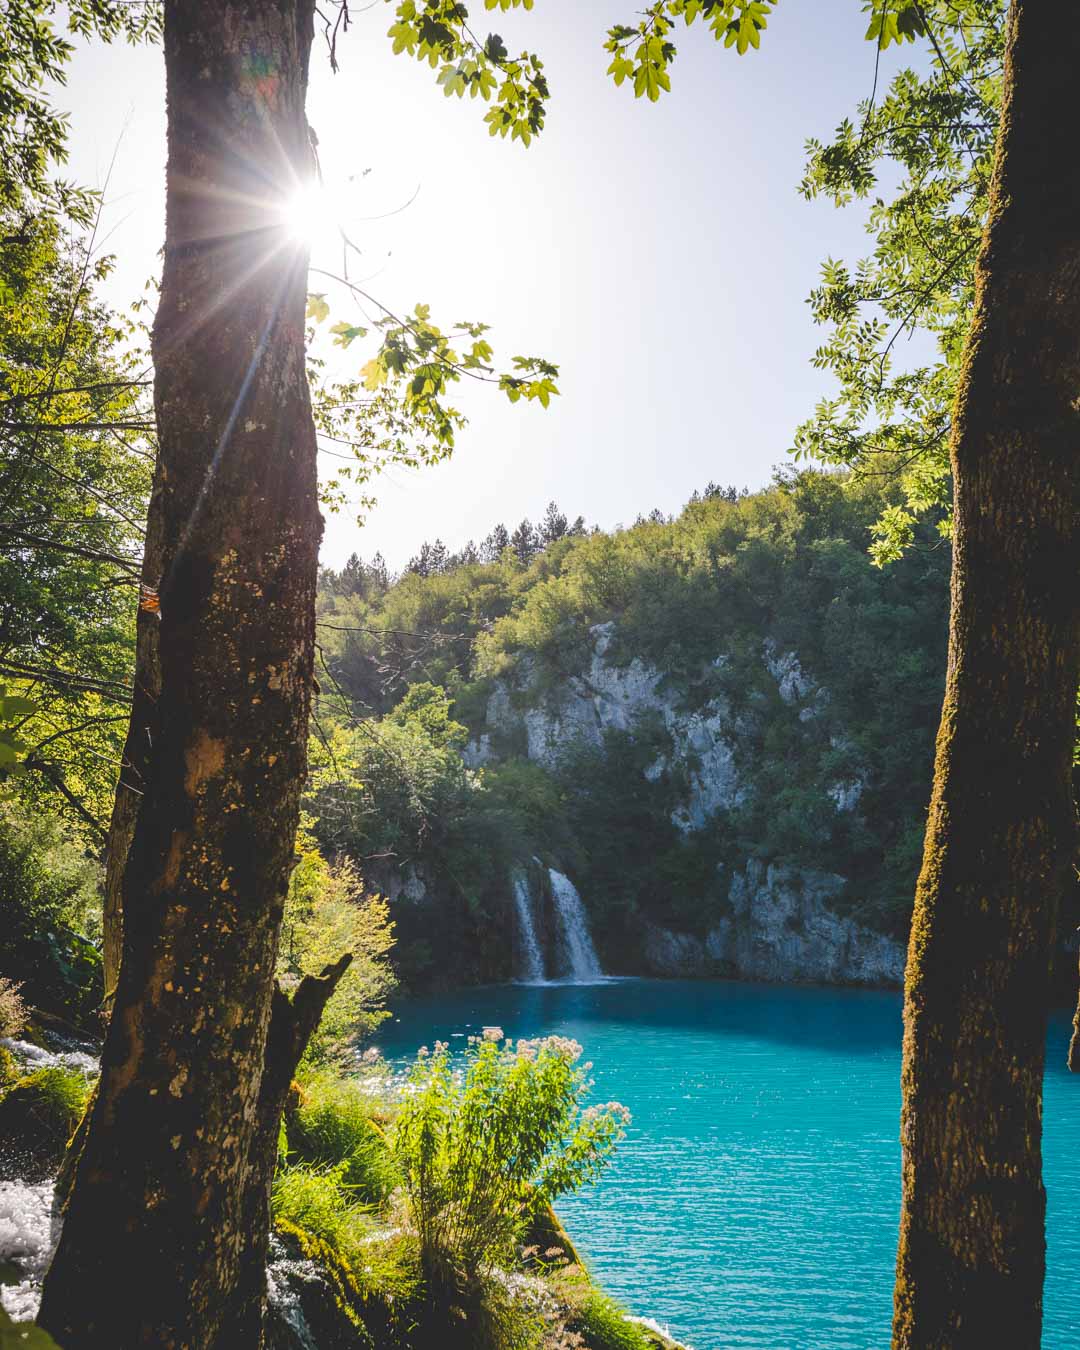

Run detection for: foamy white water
[[0, 1180, 57, 1322], [512, 872, 547, 984], [548, 869, 603, 982]]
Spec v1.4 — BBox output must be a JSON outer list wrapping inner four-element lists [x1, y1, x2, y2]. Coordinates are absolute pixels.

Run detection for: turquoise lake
[[376, 979, 1080, 1350]]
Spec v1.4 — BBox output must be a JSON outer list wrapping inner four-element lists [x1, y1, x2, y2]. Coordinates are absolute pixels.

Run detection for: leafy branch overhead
[[386, 0, 549, 144], [603, 1, 930, 104], [605, 1, 778, 102], [0, 1, 161, 219], [793, 0, 1003, 564], [599, 0, 996, 565], [305, 290, 557, 517]]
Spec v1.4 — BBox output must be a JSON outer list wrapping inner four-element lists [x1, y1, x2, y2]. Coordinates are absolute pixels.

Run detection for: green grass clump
[[0, 1063, 93, 1182], [0, 1045, 17, 1090], [290, 1068, 399, 1206], [574, 1290, 658, 1350], [271, 1162, 376, 1265]]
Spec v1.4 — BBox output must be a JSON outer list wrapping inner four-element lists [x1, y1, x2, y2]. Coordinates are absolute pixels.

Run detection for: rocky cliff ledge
[[403, 620, 908, 990], [642, 860, 904, 986]]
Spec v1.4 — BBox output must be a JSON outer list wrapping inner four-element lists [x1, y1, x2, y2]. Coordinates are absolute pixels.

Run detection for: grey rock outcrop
[[642, 860, 904, 987]]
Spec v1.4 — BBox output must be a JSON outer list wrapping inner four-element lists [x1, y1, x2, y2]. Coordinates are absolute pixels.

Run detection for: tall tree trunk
[[102, 480, 165, 1003], [892, 5, 1080, 1347], [38, 3, 322, 1346]]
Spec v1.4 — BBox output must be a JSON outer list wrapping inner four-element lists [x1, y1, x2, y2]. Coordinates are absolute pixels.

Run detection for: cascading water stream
[[511, 872, 547, 984], [548, 868, 603, 982]]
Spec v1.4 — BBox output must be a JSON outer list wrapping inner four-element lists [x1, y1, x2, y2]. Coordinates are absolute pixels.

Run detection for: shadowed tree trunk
[[892, 4, 1080, 1348], [101, 483, 166, 1003], [38, 2, 325, 1345]]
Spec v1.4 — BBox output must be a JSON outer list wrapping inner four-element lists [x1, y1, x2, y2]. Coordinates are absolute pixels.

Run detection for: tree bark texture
[[892, 5, 1080, 1348], [101, 478, 165, 1001], [39, 2, 321, 1346]]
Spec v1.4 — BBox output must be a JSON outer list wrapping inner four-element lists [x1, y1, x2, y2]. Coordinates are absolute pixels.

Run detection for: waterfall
[[549, 868, 603, 982], [512, 872, 547, 983]]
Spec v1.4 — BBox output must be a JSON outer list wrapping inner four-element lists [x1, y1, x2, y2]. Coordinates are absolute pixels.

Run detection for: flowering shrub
[[393, 1030, 629, 1285], [0, 977, 26, 1038]]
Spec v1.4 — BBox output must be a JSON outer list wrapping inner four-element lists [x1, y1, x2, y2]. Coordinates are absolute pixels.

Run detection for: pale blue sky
[[58, 1, 916, 569]]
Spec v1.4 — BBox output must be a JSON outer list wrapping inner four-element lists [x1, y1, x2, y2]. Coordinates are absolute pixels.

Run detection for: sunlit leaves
[[604, 1, 777, 102], [329, 321, 368, 347], [306, 293, 331, 324], [386, 0, 548, 145], [0, 1, 161, 220], [864, 1, 926, 48], [0, 208, 151, 832], [499, 356, 559, 407], [306, 293, 558, 521], [794, 0, 1006, 562], [0, 685, 37, 780]]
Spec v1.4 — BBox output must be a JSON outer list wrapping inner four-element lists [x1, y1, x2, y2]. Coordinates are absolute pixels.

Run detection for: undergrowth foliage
[[394, 1030, 629, 1285]]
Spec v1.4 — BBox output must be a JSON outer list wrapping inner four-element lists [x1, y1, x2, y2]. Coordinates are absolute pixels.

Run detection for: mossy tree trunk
[[38, 2, 327, 1346], [892, 5, 1080, 1347], [101, 482, 165, 1002]]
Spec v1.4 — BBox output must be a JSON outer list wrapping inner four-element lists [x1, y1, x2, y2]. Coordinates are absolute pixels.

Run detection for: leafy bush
[[573, 1293, 658, 1350], [0, 806, 103, 1020], [393, 1032, 628, 1286], [271, 1162, 377, 1264], [278, 832, 396, 1064]]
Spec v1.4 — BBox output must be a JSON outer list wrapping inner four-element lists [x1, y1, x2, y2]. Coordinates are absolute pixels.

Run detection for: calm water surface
[[376, 979, 1080, 1349]]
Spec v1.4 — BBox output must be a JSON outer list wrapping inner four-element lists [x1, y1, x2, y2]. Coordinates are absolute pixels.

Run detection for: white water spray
[[512, 873, 547, 983], [549, 869, 603, 982]]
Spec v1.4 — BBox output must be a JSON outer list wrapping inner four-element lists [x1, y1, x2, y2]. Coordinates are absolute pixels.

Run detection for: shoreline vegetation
[[0, 987, 684, 1350]]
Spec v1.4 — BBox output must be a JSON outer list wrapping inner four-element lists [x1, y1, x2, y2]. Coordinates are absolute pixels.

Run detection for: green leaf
[[1, 697, 37, 718], [361, 358, 387, 391], [484, 32, 508, 62], [330, 322, 367, 348], [1, 1305, 63, 1348], [306, 293, 331, 324]]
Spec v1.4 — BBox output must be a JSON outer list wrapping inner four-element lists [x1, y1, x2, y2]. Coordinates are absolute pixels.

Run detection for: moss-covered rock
[[266, 1219, 411, 1350], [525, 1199, 585, 1269], [0, 1065, 90, 1182], [0, 1303, 62, 1349]]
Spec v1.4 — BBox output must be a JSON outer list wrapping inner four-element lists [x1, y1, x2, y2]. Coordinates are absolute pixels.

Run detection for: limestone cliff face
[[463, 621, 905, 988], [472, 623, 746, 833], [642, 861, 903, 987]]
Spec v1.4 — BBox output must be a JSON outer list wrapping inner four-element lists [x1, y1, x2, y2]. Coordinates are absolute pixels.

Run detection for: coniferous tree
[[369, 551, 390, 593], [481, 522, 510, 561], [540, 500, 569, 544], [510, 517, 538, 564], [337, 551, 367, 596]]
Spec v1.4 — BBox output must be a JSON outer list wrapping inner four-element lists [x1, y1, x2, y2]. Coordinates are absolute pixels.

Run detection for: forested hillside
[[311, 470, 952, 989]]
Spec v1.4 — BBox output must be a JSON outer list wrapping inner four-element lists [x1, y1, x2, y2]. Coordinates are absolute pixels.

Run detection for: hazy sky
[[58, 1, 913, 570]]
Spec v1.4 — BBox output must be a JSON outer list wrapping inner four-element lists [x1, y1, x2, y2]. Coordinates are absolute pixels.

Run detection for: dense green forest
[[0, 462, 953, 1015], [310, 472, 952, 985]]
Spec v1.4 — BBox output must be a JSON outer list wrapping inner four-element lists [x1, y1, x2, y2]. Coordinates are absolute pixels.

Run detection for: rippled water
[[376, 979, 1080, 1350]]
